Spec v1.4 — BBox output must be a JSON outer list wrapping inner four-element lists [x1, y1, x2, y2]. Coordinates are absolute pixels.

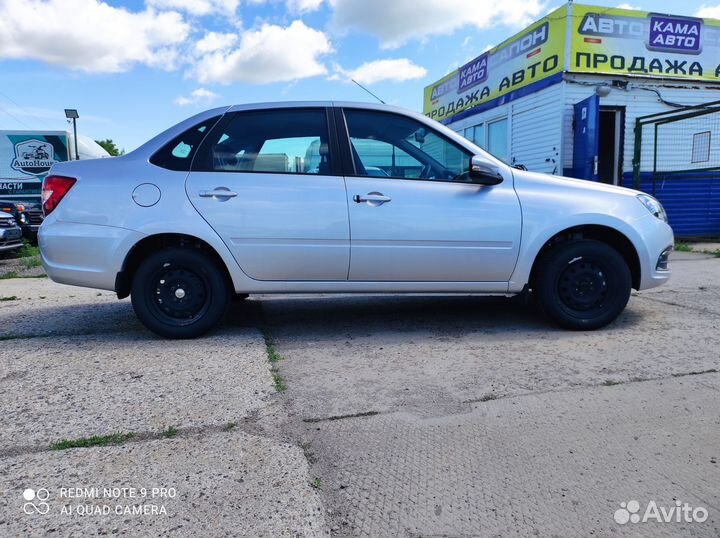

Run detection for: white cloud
[[696, 4, 720, 17], [287, 0, 324, 13], [195, 32, 238, 54], [330, 0, 545, 49], [334, 58, 427, 84], [194, 20, 332, 84], [146, 0, 239, 16], [0, 0, 189, 73], [616, 3, 640, 10], [174, 88, 220, 106]]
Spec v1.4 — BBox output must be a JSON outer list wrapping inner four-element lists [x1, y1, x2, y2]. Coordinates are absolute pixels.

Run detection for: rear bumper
[[39, 221, 143, 291]]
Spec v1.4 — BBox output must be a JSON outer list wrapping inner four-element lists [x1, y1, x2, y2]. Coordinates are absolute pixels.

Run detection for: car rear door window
[[194, 108, 332, 175], [150, 116, 220, 171]]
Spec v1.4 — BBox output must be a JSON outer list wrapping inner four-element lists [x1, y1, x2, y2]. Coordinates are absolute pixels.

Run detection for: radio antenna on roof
[[351, 79, 386, 104]]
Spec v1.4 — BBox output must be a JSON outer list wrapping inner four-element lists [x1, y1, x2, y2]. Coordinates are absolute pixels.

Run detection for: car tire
[[535, 240, 631, 330], [131, 247, 229, 339]]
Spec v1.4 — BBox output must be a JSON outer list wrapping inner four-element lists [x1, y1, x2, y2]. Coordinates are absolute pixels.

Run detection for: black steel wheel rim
[[149, 263, 210, 326], [557, 258, 609, 313]]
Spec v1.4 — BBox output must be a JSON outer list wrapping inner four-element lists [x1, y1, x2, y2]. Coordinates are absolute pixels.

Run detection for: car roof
[[228, 100, 398, 111], [226, 100, 428, 119]]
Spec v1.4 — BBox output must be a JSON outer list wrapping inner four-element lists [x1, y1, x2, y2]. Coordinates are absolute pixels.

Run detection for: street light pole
[[64, 109, 80, 160], [72, 118, 78, 160]]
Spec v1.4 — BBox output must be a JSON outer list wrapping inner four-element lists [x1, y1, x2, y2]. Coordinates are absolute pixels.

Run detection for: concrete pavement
[[1, 251, 718, 537], [260, 251, 720, 537], [0, 281, 329, 538]]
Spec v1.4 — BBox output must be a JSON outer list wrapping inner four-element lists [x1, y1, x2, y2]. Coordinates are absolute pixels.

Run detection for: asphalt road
[[0, 250, 718, 537]]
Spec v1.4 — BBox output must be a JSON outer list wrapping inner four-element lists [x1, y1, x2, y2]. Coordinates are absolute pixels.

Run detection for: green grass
[[263, 331, 287, 392], [0, 272, 46, 280], [161, 425, 179, 439], [264, 336, 283, 364], [310, 477, 322, 490], [51, 432, 135, 450], [222, 422, 236, 432], [674, 242, 693, 252], [272, 370, 287, 392], [17, 242, 40, 258], [0, 296, 18, 301], [21, 256, 41, 270]]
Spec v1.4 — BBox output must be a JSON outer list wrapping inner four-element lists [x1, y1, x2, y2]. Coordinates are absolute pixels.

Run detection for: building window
[[487, 118, 508, 161], [691, 131, 711, 163], [461, 125, 485, 148], [472, 124, 485, 148]]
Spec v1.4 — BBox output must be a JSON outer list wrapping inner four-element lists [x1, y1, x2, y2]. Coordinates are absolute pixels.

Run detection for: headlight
[[637, 194, 668, 222], [19, 213, 28, 224]]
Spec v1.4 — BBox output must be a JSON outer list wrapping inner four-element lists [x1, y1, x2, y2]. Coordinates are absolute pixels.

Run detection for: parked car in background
[[0, 200, 43, 243], [0, 211, 22, 253], [39, 102, 674, 338]]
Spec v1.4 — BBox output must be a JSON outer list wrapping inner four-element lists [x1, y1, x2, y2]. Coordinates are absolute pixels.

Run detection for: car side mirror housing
[[469, 155, 504, 186]]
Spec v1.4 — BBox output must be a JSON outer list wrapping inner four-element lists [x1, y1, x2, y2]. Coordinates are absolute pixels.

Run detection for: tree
[[95, 139, 124, 156]]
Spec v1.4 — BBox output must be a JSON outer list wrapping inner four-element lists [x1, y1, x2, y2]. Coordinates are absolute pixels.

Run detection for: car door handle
[[353, 192, 391, 205], [199, 188, 238, 199]]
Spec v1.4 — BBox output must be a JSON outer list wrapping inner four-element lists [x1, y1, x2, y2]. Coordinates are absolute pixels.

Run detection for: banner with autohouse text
[[423, 5, 567, 123], [571, 5, 720, 81], [0, 131, 70, 202]]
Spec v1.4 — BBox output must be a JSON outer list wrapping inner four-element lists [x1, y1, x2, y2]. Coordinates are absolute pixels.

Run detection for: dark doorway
[[598, 107, 624, 185]]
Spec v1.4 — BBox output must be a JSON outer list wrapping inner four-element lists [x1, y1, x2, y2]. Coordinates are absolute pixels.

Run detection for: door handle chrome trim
[[199, 188, 238, 199], [353, 192, 391, 205]]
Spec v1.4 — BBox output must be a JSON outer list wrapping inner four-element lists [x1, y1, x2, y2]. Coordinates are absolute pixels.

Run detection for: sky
[[1, 0, 719, 151]]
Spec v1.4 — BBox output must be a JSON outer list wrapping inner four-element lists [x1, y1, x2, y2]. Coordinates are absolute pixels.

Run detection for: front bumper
[[0, 240, 23, 252], [18, 211, 43, 238], [626, 214, 674, 291], [0, 226, 23, 251], [20, 224, 41, 237]]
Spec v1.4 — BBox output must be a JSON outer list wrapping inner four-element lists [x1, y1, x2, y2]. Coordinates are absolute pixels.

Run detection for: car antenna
[[351, 79, 386, 104]]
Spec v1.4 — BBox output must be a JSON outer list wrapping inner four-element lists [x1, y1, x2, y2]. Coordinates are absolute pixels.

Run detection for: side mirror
[[469, 155, 504, 186]]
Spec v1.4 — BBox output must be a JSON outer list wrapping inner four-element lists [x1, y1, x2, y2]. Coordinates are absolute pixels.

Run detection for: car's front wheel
[[131, 247, 229, 338], [534, 240, 631, 330]]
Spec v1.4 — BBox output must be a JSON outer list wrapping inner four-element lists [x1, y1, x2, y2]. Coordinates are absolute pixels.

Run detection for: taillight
[[42, 175, 76, 216]]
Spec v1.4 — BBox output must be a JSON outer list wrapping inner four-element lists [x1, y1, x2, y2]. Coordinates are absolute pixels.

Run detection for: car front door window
[[344, 109, 471, 181]]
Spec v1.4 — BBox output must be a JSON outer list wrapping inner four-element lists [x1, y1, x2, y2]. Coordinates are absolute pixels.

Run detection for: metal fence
[[632, 100, 720, 237]]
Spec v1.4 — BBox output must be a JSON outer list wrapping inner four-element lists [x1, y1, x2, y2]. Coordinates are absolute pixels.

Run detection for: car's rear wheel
[[131, 247, 228, 338], [535, 240, 631, 330]]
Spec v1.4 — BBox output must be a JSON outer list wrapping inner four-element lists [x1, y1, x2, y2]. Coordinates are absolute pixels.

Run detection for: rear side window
[[192, 108, 332, 175], [150, 116, 220, 171]]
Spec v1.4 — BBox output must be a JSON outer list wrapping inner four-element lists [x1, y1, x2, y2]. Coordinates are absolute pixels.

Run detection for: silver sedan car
[[39, 102, 673, 338]]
